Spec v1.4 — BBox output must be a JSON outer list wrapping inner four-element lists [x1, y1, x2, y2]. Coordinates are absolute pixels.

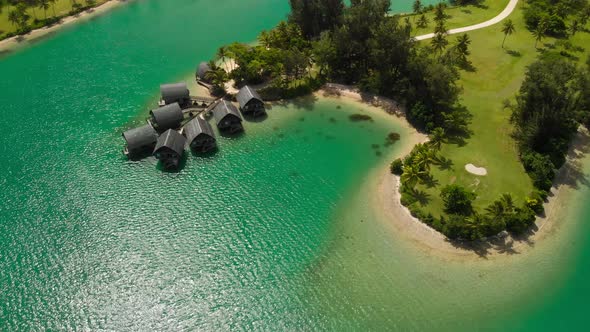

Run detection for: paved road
[[414, 0, 519, 40]]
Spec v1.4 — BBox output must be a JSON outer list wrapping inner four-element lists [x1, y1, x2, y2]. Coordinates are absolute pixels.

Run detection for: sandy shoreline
[[0, 0, 131, 53], [320, 83, 590, 260]]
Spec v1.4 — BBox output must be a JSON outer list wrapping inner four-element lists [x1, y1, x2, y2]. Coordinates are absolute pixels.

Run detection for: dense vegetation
[[510, 57, 590, 191], [523, 0, 589, 37], [207, 0, 470, 136], [0, 0, 103, 39]]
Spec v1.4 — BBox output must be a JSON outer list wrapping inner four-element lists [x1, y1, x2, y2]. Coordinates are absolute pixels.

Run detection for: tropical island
[[191, 0, 590, 246], [3, 0, 590, 329]]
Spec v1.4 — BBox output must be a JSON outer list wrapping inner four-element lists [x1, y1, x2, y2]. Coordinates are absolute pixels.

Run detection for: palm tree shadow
[[459, 61, 477, 72], [505, 49, 522, 57], [438, 157, 454, 171], [421, 174, 439, 188], [409, 188, 431, 206]]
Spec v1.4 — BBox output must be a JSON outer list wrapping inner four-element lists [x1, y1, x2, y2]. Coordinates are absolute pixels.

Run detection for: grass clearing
[[404, 0, 510, 37], [411, 2, 590, 218]]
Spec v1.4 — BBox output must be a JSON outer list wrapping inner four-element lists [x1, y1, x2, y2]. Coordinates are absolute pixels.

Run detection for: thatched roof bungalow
[[236, 85, 265, 117], [150, 103, 184, 131], [153, 129, 186, 170], [184, 116, 216, 153], [160, 82, 191, 108], [212, 100, 243, 133], [122, 124, 158, 157]]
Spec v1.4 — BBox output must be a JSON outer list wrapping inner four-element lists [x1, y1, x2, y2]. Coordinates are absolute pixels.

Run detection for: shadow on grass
[[459, 61, 477, 72], [505, 49, 522, 57], [421, 173, 439, 188], [408, 188, 431, 206], [438, 156, 454, 171]]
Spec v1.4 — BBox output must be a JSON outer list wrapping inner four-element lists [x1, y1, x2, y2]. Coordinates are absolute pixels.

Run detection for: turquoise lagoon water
[[1, 0, 590, 330]]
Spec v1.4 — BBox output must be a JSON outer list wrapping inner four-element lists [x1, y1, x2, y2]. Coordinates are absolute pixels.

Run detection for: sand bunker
[[465, 164, 487, 176]]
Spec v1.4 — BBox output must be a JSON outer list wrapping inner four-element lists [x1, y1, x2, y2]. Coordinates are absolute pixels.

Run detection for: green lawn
[[404, 0, 511, 37], [0, 0, 109, 39], [412, 3, 590, 217]]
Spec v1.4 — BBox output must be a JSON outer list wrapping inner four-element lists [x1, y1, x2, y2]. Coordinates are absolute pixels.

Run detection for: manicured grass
[[412, 3, 590, 217], [0, 0, 109, 39], [404, 0, 510, 37]]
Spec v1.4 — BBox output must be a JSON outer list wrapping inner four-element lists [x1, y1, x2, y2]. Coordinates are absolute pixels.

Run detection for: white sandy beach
[[0, 0, 130, 52]]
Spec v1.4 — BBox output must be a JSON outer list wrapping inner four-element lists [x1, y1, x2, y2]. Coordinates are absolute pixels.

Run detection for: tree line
[[1, 0, 99, 38], [509, 56, 590, 192]]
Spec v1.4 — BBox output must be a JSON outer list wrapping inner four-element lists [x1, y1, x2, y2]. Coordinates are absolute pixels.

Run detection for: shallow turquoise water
[[1, 0, 590, 331]]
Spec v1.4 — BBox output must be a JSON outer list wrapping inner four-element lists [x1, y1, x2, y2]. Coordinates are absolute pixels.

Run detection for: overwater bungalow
[[212, 100, 243, 133], [196, 62, 211, 83], [153, 129, 186, 169], [150, 103, 184, 131], [122, 124, 158, 157], [184, 116, 217, 153], [160, 82, 191, 108], [236, 85, 266, 117]]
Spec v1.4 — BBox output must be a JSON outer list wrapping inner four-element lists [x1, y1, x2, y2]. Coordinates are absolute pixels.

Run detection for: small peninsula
[[191, 0, 590, 248]]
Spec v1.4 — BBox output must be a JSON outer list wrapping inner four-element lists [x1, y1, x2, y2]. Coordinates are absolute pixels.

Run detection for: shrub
[[521, 151, 555, 191], [525, 197, 544, 215], [408, 205, 425, 219], [505, 208, 537, 234], [390, 159, 404, 175], [440, 184, 476, 215]]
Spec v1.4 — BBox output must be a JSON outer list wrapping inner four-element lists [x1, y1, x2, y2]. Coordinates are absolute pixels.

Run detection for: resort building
[[212, 100, 243, 133], [150, 103, 184, 131], [184, 116, 217, 153], [160, 82, 191, 108], [153, 129, 186, 170], [196, 62, 211, 83], [236, 85, 266, 117], [122, 124, 158, 157]]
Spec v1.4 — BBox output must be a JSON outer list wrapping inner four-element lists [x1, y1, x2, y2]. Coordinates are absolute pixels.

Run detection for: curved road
[[414, 0, 519, 40]]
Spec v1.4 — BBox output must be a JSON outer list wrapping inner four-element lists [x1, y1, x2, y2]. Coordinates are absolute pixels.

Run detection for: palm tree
[[412, 0, 422, 22], [499, 193, 515, 213], [49, 0, 57, 17], [428, 127, 446, 151], [569, 20, 580, 36], [434, 3, 446, 24], [501, 19, 515, 48], [464, 213, 486, 240], [413, 0, 422, 15], [258, 30, 271, 48], [216, 46, 230, 73], [39, 0, 50, 19], [8, 9, 19, 28], [533, 20, 547, 49], [431, 33, 448, 56], [485, 201, 506, 219], [205, 66, 228, 94], [417, 14, 429, 29], [404, 17, 412, 32], [434, 22, 447, 35], [455, 33, 471, 64], [401, 165, 424, 189]]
